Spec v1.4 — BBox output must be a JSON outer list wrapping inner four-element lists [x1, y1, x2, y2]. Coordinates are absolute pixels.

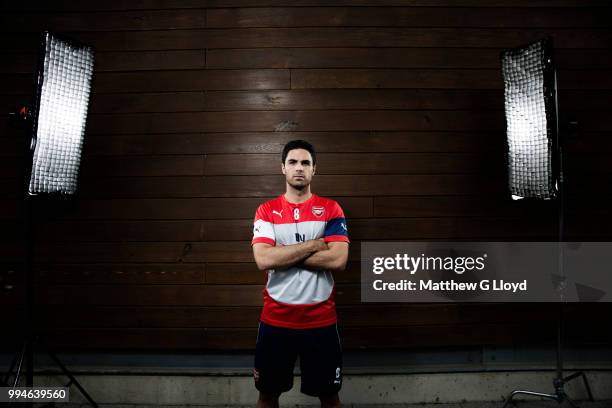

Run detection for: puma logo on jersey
[[272, 210, 283, 217]]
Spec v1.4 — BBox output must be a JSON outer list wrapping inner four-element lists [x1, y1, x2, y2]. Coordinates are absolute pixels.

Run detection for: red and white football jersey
[[251, 194, 350, 329]]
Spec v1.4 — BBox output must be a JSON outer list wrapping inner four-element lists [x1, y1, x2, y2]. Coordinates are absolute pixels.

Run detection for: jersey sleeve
[[323, 201, 350, 243], [251, 204, 276, 246]]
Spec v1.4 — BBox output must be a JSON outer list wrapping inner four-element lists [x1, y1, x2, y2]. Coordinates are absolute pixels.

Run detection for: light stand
[[500, 39, 593, 408], [2, 31, 98, 407]]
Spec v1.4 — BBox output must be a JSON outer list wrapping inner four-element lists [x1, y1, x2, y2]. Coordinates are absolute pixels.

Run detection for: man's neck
[[284, 185, 312, 204]]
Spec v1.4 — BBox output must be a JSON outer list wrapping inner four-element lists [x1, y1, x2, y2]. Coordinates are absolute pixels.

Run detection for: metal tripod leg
[[3, 341, 31, 408], [2, 342, 26, 387], [503, 389, 579, 408], [502, 371, 593, 408], [39, 338, 98, 408], [503, 390, 561, 407], [2, 337, 98, 408], [563, 371, 594, 402]]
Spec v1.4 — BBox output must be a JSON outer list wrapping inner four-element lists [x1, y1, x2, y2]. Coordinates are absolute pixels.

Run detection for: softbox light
[[29, 31, 95, 195], [501, 38, 558, 200], [4, 31, 98, 404]]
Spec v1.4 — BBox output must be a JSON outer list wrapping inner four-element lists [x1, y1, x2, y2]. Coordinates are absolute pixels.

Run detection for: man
[[251, 140, 349, 408]]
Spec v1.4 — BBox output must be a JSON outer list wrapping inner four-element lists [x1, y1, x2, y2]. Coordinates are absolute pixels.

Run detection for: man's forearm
[[254, 240, 325, 271], [301, 244, 348, 272]]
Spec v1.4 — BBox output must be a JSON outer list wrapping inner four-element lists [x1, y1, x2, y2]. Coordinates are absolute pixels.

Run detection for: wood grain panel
[[38, 283, 358, 306], [82, 155, 204, 177], [147, 174, 502, 197], [90, 92, 207, 113], [44, 197, 372, 220], [22, 174, 508, 198], [37, 263, 204, 284], [8, 47, 610, 75], [20, 164, 612, 199], [86, 110, 610, 135], [30, 241, 362, 264], [1, 10, 206, 32], [348, 217, 556, 240], [2, 28, 610, 53], [203, 153, 505, 175], [206, 7, 611, 28], [35, 306, 262, 328], [203, 89, 505, 111], [86, 111, 506, 134], [203, 28, 612, 49], [77, 176, 207, 198], [25, 321, 612, 351], [23, 213, 612, 243], [374, 196, 554, 218], [84, 132, 506, 155], [37, 220, 210, 242], [205, 262, 267, 285], [35, 195, 607, 223], [8, 88, 611, 115], [291, 69, 612, 90], [33, 216, 555, 243], [39, 328, 256, 350], [34, 242, 254, 263], [75, 30, 207, 51], [22, 303, 609, 329], [207, 47, 612, 70], [96, 50, 206, 72], [92, 69, 290, 93], [41, 284, 264, 306], [52, 130, 612, 158], [375, 195, 612, 218], [9, 261, 351, 286], [86, 89, 508, 114]]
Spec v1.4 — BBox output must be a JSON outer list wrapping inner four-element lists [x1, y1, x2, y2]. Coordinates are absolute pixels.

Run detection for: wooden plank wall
[[1, 1, 612, 351]]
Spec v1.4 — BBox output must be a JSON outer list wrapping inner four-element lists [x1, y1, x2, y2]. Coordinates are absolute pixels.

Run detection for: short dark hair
[[281, 140, 316, 165]]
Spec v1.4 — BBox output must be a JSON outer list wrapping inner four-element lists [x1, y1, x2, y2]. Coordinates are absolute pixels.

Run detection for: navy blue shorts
[[253, 321, 343, 397]]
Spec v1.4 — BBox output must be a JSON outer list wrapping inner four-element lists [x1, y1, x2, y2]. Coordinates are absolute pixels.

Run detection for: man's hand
[[310, 238, 328, 252], [301, 241, 349, 272]]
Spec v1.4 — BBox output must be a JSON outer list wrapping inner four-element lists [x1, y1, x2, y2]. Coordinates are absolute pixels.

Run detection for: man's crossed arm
[[253, 240, 348, 272]]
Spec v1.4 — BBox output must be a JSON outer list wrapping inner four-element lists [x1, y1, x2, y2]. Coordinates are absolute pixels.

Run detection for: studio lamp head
[[28, 31, 95, 195], [501, 38, 558, 200]]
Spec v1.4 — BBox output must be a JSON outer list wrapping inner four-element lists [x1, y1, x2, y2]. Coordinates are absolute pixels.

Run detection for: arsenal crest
[[312, 206, 325, 217]]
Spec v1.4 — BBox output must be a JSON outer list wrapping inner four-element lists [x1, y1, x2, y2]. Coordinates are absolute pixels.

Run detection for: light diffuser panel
[[501, 39, 558, 200], [29, 31, 94, 195]]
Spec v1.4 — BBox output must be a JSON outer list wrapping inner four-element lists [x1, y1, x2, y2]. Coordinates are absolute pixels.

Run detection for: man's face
[[282, 148, 315, 190]]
